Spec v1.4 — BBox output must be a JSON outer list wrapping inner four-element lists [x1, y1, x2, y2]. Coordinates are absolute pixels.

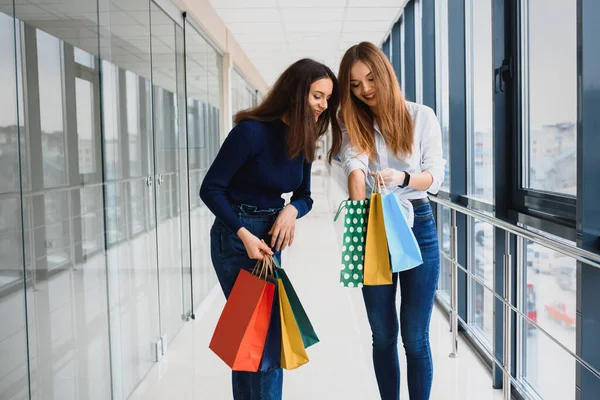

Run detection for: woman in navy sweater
[[199, 58, 341, 400]]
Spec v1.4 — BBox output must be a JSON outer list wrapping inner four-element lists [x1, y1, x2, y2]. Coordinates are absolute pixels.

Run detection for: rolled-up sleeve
[[338, 118, 369, 177], [420, 107, 446, 194]]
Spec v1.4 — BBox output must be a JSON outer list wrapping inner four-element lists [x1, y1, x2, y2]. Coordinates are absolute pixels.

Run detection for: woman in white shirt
[[337, 42, 446, 400]]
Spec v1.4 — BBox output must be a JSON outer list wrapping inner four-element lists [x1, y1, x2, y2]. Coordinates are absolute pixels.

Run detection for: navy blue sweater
[[199, 119, 313, 233]]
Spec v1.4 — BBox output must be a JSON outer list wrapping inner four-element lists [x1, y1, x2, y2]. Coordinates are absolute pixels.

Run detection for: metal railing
[[430, 195, 600, 400]]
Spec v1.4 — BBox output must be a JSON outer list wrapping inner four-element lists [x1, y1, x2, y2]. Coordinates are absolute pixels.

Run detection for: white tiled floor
[[129, 165, 504, 400]]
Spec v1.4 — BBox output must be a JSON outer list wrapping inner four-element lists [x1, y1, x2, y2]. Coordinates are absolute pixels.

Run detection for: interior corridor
[[128, 164, 504, 400]]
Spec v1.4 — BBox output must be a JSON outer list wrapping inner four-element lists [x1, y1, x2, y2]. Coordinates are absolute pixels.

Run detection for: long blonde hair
[[338, 42, 414, 159]]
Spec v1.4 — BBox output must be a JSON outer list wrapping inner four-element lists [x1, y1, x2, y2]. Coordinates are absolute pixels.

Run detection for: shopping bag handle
[[334, 200, 347, 222], [371, 172, 389, 195], [252, 254, 276, 281]]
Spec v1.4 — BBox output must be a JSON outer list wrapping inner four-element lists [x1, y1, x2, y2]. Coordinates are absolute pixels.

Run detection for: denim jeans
[[210, 204, 283, 400], [362, 202, 440, 400]]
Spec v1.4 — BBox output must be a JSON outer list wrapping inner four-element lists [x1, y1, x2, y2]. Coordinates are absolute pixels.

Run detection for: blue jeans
[[362, 202, 440, 400], [210, 204, 283, 400]]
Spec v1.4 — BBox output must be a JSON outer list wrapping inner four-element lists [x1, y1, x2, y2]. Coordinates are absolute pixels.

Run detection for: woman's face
[[349, 60, 377, 108], [308, 78, 333, 121]]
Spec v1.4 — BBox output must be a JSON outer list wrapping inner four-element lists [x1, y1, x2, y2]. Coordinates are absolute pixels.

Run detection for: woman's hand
[[371, 168, 406, 188], [237, 228, 273, 260], [268, 205, 299, 251]]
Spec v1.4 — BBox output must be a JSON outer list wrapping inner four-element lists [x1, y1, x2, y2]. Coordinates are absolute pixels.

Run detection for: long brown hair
[[338, 42, 414, 159], [234, 59, 342, 163]]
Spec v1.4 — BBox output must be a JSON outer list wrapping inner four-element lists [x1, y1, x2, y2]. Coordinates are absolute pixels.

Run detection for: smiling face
[[308, 77, 333, 121], [349, 60, 377, 108]]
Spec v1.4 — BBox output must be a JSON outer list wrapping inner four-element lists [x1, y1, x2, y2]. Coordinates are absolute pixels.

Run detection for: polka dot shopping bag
[[334, 199, 369, 288]]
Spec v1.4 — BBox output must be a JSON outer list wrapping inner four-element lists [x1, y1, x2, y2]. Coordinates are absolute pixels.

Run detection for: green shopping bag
[[334, 199, 369, 288], [272, 259, 319, 348]]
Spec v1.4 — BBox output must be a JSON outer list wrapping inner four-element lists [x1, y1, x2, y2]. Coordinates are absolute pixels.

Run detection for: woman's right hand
[[237, 227, 274, 260]]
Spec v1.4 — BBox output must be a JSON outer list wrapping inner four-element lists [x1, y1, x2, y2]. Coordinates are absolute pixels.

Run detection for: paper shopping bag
[[274, 267, 319, 348], [209, 269, 275, 372], [334, 199, 369, 288], [258, 276, 281, 372], [278, 279, 309, 370], [381, 193, 423, 272], [364, 192, 393, 285]]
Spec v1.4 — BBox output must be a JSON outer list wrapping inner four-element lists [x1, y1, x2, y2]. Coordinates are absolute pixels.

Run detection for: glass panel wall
[[0, 1, 223, 399], [150, 2, 189, 345], [184, 17, 222, 311], [99, 0, 161, 398], [0, 7, 29, 400], [12, 0, 113, 398]]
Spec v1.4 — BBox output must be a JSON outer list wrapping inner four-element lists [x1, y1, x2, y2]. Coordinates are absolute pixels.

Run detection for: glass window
[[519, 238, 576, 400], [521, 1, 576, 196], [466, 0, 494, 202], [232, 69, 256, 123], [435, 0, 450, 192], [468, 218, 494, 347], [437, 205, 452, 304]]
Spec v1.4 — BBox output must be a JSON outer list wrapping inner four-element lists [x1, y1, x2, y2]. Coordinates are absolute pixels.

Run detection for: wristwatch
[[398, 171, 411, 188]]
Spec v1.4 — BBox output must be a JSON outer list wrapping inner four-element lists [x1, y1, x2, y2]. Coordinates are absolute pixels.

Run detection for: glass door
[[99, 0, 162, 398], [150, 2, 191, 348]]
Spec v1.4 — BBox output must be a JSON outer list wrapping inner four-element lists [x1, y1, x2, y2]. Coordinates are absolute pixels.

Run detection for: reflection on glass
[[468, 218, 494, 346], [44, 191, 71, 271], [80, 186, 103, 255], [126, 71, 143, 177], [76, 78, 96, 179], [101, 60, 122, 181], [520, 238, 576, 399], [466, 0, 494, 202], [523, 1, 576, 196], [37, 29, 67, 188], [435, 0, 450, 191], [75, 47, 94, 69]]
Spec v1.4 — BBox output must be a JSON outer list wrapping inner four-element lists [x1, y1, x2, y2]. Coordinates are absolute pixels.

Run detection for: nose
[[320, 98, 328, 110], [363, 82, 372, 94]]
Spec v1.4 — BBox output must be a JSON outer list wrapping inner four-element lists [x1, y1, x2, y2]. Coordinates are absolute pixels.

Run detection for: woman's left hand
[[372, 168, 406, 187], [268, 204, 299, 251]]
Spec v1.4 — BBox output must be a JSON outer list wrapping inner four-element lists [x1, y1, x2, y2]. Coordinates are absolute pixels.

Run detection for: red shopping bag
[[209, 269, 276, 371]]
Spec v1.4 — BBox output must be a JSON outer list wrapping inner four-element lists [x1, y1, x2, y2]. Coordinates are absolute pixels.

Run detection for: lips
[[363, 92, 376, 101]]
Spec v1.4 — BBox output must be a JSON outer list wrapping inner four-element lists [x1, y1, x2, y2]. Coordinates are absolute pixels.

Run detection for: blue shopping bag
[[381, 193, 423, 272]]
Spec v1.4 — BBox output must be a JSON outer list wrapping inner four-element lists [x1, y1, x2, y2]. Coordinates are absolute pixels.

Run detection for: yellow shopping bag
[[278, 279, 309, 370], [364, 174, 393, 286]]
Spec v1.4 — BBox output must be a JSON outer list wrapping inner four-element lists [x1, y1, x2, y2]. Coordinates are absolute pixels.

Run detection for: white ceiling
[[209, 0, 406, 86]]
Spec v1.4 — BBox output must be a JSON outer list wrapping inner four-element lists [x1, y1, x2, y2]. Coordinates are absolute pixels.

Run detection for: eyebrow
[[313, 91, 329, 96]]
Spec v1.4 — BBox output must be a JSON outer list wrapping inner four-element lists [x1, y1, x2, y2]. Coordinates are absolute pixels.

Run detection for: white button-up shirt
[[338, 101, 446, 225]]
